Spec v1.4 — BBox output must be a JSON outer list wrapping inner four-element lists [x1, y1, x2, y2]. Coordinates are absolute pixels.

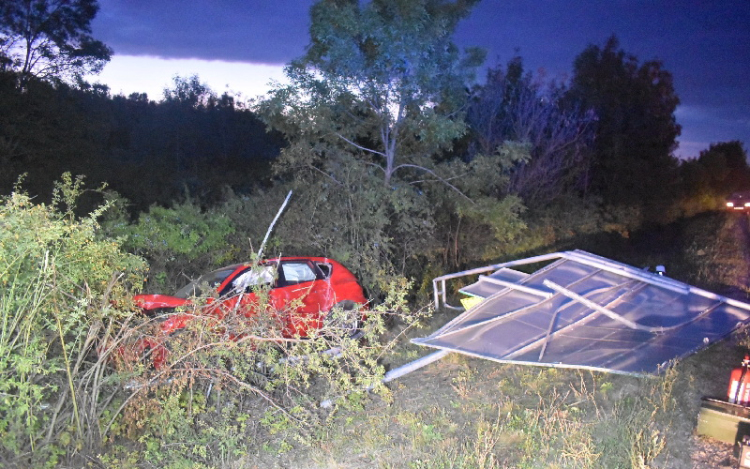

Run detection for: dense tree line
[[0, 72, 284, 211], [0, 0, 746, 274], [0, 0, 285, 212]]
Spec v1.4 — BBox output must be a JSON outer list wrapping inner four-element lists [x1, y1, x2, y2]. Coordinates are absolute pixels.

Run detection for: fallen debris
[[415, 250, 750, 377]]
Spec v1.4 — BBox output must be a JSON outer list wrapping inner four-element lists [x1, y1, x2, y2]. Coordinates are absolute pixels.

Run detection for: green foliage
[[104, 199, 236, 292], [257, 0, 530, 294], [268, 155, 426, 291], [429, 145, 529, 269], [259, 0, 485, 186], [505, 195, 643, 258], [109, 274, 426, 468], [678, 212, 749, 293], [217, 186, 288, 257], [0, 174, 145, 466], [466, 57, 595, 205]]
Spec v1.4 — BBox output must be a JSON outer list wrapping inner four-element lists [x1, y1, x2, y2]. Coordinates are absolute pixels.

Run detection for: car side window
[[280, 262, 317, 285], [229, 266, 276, 294], [316, 262, 333, 278], [176, 265, 238, 298]]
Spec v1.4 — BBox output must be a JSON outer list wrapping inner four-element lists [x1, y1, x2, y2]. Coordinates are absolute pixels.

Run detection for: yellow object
[[460, 296, 484, 310]]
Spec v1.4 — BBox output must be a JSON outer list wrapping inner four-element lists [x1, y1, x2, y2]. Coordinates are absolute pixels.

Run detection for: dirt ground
[[690, 437, 735, 468]]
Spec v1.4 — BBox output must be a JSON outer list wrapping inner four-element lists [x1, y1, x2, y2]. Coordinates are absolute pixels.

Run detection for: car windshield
[[174, 265, 241, 299]]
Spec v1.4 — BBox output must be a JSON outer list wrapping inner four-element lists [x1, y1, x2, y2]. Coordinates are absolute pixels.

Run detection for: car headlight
[[727, 202, 735, 207]]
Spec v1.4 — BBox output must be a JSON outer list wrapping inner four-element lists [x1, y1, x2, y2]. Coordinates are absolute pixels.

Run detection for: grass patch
[[275, 357, 687, 469]]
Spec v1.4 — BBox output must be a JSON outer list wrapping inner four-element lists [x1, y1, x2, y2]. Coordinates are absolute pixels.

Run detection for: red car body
[[131, 257, 367, 367]]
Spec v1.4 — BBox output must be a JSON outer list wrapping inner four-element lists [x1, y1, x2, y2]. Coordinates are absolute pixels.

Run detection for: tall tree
[[0, 0, 111, 82], [569, 36, 680, 210], [258, 0, 525, 287], [162, 74, 216, 109], [466, 57, 594, 204], [259, 0, 485, 187]]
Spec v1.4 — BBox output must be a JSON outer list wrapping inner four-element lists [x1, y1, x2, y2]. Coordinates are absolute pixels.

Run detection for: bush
[[0, 175, 146, 466], [103, 197, 235, 293]]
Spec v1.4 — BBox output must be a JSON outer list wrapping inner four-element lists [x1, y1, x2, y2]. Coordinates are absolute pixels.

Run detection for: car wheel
[[324, 300, 362, 339]]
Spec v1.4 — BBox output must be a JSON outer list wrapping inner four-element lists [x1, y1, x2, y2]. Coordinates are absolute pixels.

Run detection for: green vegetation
[[0, 175, 145, 466], [1, 0, 749, 467]]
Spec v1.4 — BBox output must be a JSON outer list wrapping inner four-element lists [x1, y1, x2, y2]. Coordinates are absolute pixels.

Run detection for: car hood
[[134, 294, 190, 311]]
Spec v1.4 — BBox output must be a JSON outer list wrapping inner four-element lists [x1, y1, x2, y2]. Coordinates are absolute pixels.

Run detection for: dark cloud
[[93, 1, 315, 63], [92, 0, 750, 157]]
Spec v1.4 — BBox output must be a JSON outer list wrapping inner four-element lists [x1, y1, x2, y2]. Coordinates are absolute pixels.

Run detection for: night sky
[[91, 0, 750, 159]]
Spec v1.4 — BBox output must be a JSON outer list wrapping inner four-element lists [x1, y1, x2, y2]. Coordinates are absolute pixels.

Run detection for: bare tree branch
[[333, 132, 387, 159], [393, 163, 474, 203]]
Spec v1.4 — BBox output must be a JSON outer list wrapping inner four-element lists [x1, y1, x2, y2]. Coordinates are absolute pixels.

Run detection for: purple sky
[[91, 0, 750, 159]]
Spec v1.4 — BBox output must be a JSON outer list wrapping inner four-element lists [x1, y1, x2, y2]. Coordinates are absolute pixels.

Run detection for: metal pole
[[320, 349, 450, 408], [257, 190, 292, 259]]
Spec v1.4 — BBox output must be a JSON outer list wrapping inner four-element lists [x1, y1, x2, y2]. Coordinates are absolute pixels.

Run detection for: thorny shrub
[[0, 174, 146, 467], [107, 274, 428, 467]]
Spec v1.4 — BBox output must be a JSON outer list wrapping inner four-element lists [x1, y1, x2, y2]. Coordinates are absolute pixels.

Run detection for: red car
[[132, 257, 367, 366]]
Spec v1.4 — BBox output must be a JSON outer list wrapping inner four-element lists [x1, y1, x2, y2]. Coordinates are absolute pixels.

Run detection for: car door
[[274, 260, 334, 337], [216, 264, 284, 331]]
